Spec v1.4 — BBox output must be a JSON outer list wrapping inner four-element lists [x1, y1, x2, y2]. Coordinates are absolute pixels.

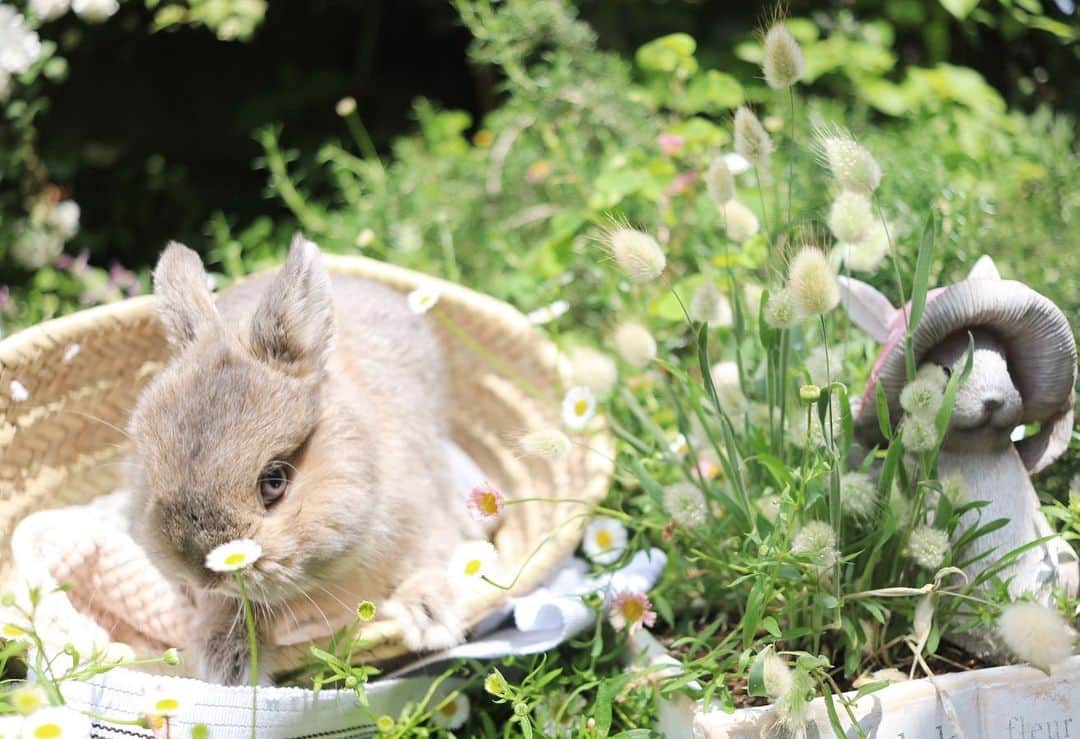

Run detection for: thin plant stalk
[[236, 573, 259, 739]]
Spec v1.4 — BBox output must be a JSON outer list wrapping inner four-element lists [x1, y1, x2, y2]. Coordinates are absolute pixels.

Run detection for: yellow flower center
[[464, 559, 482, 577], [595, 530, 613, 549], [479, 491, 499, 516], [34, 725, 63, 739], [574, 399, 589, 417], [154, 698, 180, 713], [3, 624, 25, 638], [223, 552, 247, 567], [438, 700, 458, 717], [619, 599, 645, 624]]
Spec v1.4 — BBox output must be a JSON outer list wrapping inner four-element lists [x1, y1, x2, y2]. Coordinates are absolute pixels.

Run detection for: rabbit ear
[[968, 255, 1002, 281], [837, 275, 896, 343], [153, 242, 219, 350], [250, 233, 335, 374]]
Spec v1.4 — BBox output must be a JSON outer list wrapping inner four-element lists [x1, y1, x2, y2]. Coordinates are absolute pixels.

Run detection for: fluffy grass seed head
[[705, 156, 736, 206], [561, 385, 597, 431], [908, 526, 949, 570], [901, 415, 939, 453], [613, 322, 657, 368], [663, 482, 708, 529], [762, 23, 804, 89], [819, 129, 882, 194], [689, 281, 733, 327], [792, 520, 838, 570], [583, 517, 628, 565], [842, 471, 879, 520], [758, 494, 781, 522], [205, 538, 262, 573], [827, 191, 873, 245], [787, 246, 839, 316], [720, 200, 760, 242], [734, 107, 773, 166], [900, 377, 945, 418], [448, 541, 499, 589], [764, 287, 801, 329], [834, 219, 890, 273], [432, 692, 470, 730], [569, 347, 618, 396], [407, 284, 441, 315], [998, 602, 1075, 672], [603, 226, 666, 284], [774, 667, 813, 735], [761, 649, 793, 699], [519, 428, 572, 461], [916, 363, 949, 389], [609, 591, 657, 633], [466, 484, 504, 521]]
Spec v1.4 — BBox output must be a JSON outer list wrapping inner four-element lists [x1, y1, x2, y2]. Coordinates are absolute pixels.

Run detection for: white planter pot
[[627, 631, 1080, 738]]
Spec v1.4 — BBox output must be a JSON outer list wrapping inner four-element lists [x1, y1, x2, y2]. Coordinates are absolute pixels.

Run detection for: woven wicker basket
[[0, 254, 614, 671]]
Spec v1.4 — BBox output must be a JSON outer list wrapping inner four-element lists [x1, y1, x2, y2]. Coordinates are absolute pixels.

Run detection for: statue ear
[[1017, 405, 1074, 475], [837, 276, 896, 343], [968, 255, 1002, 281]]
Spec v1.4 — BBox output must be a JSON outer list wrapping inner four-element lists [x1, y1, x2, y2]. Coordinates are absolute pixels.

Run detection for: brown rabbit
[[128, 234, 477, 685]]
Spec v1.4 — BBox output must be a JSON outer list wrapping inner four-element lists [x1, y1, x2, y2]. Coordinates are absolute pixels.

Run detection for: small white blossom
[[998, 602, 1075, 672], [448, 541, 499, 589], [11, 229, 63, 270], [719, 200, 759, 242], [432, 692, 470, 730], [0, 6, 42, 74], [519, 428, 572, 460], [144, 685, 185, 718], [11, 683, 46, 716], [604, 227, 666, 284], [561, 385, 597, 431], [407, 285, 441, 315], [668, 433, 689, 457], [582, 517, 627, 565], [48, 200, 80, 240], [612, 322, 656, 368], [205, 538, 262, 572], [72, 0, 118, 22], [792, 521, 838, 570], [335, 97, 357, 117], [30, 0, 70, 21]]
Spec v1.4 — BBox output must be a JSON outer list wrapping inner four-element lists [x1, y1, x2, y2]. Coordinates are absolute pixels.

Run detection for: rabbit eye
[[258, 461, 289, 507]]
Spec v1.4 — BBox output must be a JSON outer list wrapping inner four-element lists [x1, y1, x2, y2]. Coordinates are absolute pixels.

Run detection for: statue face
[[922, 329, 1023, 451]]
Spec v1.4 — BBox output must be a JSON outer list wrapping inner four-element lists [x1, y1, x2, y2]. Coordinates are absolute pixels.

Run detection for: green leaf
[[681, 70, 744, 113], [747, 647, 770, 697], [939, 0, 980, 20], [762, 616, 782, 638], [593, 680, 617, 737], [908, 211, 936, 332], [636, 33, 698, 76]]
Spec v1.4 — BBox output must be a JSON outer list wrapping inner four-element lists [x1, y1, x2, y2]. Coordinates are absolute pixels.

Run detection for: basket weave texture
[[0, 254, 614, 669]]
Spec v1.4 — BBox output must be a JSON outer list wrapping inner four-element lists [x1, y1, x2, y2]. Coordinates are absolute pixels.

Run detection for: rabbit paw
[[383, 574, 465, 652]]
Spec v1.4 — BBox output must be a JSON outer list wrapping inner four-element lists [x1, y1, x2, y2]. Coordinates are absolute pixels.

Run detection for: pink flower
[[666, 170, 698, 196], [656, 133, 685, 156], [466, 484, 504, 521], [609, 591, 657, 633]]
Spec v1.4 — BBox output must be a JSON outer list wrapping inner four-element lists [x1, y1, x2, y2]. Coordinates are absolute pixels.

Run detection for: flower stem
[[236, 573, 259, 739]]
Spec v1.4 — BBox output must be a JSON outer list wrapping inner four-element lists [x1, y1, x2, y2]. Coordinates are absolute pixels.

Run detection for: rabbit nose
[[983, 395, 1004, 412]]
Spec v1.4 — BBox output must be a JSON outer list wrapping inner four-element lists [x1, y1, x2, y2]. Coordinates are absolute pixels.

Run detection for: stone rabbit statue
[[839, 255, 1078, 657]]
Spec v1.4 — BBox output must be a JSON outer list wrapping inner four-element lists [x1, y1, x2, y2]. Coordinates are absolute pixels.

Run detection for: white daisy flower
[[561, 386, 596, 431], [205, 538, 262, 573], [668, 433, 689, 457], [448, 541, 499, 589], [407, 285, 441, 315], [0, 6, 42, 75], [144, 684, 185, 718], [10, 380, 29, 403], [527, 299, 569, 325], [582, 517, 627, 566], [11, 683, 46, 716], [431, 692, 470, 730], [20, 706, 90, 737]]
